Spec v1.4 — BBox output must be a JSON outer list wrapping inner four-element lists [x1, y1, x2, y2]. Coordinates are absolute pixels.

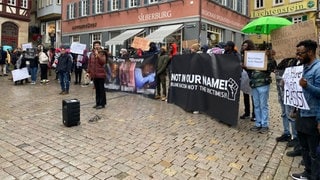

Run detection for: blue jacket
[[300, 59, 320, 123]]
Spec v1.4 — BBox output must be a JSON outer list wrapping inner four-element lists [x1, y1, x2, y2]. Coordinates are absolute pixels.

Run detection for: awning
[[145, 24, 183, 43], [105, 28, 144, 46]]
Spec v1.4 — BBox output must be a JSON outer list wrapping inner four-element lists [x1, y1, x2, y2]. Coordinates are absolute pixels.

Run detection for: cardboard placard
[[131, 37, 150, 51], [182, 39, 198, 49], [12, 67, 30, 82], [70, 42, 86, 54], [271, 20, 317, 61], [244, 51, 267, 70]]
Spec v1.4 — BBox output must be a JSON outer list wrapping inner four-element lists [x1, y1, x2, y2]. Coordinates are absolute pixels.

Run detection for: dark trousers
[[93, 78, 106, 106], [74, 68, 82, 84], [243, 93, 255, 117], [296, 116, 320, 180], [40, 64, 48, 80], [156, 73, 167, 97]]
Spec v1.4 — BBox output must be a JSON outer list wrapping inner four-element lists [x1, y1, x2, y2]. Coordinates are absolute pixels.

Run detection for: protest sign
[[271, 20, 317, 62], [12, 67, 30, 82], [22, 43, 32, 51], [168, 54, 241, 126], [131, 37, 150, 51], [244, 51, 267, 70], [282, 65, 309, 110], [182, 39, 198, 49], [70, 42, 86, 54]]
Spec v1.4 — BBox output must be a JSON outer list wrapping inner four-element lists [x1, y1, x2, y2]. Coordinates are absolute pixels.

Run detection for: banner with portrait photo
[[168, 53, 242, 126], [104, 54, 157, 95]]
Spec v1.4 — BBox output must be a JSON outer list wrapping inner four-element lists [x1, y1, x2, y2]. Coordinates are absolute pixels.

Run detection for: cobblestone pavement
[[0, 74, 303, 180]]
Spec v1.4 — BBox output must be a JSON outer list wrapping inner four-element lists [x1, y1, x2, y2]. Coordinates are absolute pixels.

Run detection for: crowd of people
[[1, 38, 319, 179]]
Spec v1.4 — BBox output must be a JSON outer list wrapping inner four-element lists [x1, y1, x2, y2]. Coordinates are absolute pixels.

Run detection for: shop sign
[[251, 1, 315, 18], [138, 10, 172, 22], [72, 23, 97, 30]]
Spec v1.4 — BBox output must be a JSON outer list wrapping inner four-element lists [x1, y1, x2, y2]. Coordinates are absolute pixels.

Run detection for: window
[[79, 0, 89, 16], [21, 0, 27, 8], [72, 35, 80, 43], [94, 0, 104, 14], [255, 0, 263, 8], [221, 0, 227, 6], [274, 0, 283, 5], [91, 33, 102, 45], [46, 0, 53, 6], [8, 0, 16, 5], [149, 0, 158, 4], [290, 0, 302, 2], [67, 3, 76, 19], [111, 0, 119, 10], [129, 0, 138, 7], [57, 0, 61, 4]]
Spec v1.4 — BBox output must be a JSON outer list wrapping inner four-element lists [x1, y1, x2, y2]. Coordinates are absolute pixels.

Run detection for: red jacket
[[88, 52, 106, 79]]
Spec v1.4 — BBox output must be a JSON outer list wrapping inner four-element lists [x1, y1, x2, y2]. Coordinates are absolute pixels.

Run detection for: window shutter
[[107, 0, 111, 11], [92, 0, 95, 15], [86, 0, 89, 15], [79, 2, 82, 17], [74, 3, 77, 17], [67, 4, 70, 19], [100, 0, 104, 12], [302, 15, 307, 21]]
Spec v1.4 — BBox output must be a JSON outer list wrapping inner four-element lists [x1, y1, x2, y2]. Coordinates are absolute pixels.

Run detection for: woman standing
[[38, 45, 49, 84], [88, 41, 107, 109]]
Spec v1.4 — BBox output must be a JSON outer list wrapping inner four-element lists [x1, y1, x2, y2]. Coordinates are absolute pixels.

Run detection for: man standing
[[291, 40, 320, 180], [88, 41, 107, 109], [0, 46, 8, 76], [56, 46, 73, 94]]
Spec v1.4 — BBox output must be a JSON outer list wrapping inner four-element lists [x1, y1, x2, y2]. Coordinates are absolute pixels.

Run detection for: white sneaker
[[193, 111, 199, 114]]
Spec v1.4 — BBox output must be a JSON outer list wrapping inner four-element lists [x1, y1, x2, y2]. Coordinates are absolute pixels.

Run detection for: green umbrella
[[241, 16, 293, 35]]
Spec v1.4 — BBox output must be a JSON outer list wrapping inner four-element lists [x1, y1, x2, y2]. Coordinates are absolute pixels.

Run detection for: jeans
[[59, 71, 70, 92], [30, 67, 38, 82], [252, 84, 270, 128], [276, 84, 297, 138]]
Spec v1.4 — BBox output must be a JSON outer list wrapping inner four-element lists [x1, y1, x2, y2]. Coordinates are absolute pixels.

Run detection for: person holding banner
[[155, 47, 170, 101], [88, 41, 107, 109], [291, 40, 320, 180]]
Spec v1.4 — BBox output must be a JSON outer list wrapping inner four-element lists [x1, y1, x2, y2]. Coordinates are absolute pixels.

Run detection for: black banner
[[168, 53, 242, 126]]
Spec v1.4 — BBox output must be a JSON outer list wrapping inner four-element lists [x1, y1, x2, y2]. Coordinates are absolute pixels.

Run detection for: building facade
[[248, 0, 317, 47], [61, 0, 249, 56], [37, 0, 62, 48], [0, 0, 32, 48]]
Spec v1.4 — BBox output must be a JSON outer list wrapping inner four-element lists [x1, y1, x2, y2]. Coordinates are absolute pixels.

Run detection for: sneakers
[[240, 114, 250, 119], [276, 134, 291, 142], [259, 127, 269, 134], [286, 149, 302, 157], [193, 111, 200, 114], [250, 126, 261, 132], [95, 105, 105, 109], [161, 97, 167, 101], [291, 171, 309, 180], [250, 117, 256, 121], [287, 138, 299, 147], [154, 95, 161, 99], [250, 126, 269, 134]]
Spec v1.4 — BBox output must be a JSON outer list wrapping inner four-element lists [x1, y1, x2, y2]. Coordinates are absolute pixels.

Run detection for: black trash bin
[[62, 99, 80, 127]]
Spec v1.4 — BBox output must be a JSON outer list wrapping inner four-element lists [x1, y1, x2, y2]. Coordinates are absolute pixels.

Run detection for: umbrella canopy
[[241, 16, 293, 35]]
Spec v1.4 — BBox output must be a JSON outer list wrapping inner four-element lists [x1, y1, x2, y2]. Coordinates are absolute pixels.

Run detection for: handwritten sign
[[244, 51, 267, 70], [182, 39, 198, 49], [70, 42, 86, 54], [282, 65, 309, 110], [131, 37, 150, 51], [22, 43, 32, 51]]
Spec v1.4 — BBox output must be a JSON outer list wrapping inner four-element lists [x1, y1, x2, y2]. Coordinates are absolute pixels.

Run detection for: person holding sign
[[291, 40, 320, 180], [246, 49, 276, 134]]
